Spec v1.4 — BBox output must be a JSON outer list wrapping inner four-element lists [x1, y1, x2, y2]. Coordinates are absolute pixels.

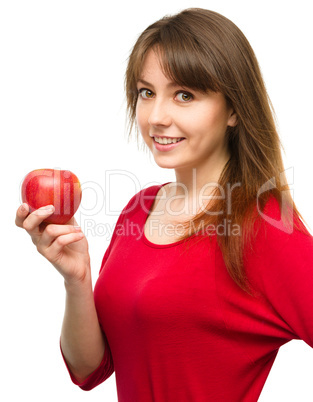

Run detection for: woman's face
[[135, 49, 237, 172]]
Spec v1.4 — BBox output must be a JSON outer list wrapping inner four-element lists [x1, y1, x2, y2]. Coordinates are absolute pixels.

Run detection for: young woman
[[15, 8, 313, 402]]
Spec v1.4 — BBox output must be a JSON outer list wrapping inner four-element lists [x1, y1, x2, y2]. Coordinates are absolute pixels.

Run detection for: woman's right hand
[[15, 203, 91, 286]]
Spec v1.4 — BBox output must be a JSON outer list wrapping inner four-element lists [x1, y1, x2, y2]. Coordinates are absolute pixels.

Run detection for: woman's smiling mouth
[[152, 136, 186, 151], [153, 136, 185, 144]]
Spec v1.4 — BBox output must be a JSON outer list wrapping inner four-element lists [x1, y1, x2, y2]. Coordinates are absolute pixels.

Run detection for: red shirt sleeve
[[60, 335, 114, 391], [245, 197, 313, 348]]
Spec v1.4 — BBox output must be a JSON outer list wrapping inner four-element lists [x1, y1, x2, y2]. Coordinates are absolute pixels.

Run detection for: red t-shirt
[[62, 183, 313, 401]]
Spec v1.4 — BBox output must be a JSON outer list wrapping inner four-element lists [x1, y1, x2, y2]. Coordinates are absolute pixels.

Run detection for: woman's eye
[[176, 92, 193, 102], [137, 88, 193, 102], [138, 88, 154, 99]]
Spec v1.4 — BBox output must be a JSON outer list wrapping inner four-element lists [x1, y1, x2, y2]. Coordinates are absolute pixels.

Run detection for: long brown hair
[[125, 8, 309, 294]]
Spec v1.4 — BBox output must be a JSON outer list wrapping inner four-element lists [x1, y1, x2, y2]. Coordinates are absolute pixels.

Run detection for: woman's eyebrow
[[137, 78, 182, 89], [137, 78, 152, 87]]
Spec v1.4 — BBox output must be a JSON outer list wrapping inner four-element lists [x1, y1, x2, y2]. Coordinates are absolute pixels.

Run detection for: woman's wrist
[[63, 267, 93, 296]]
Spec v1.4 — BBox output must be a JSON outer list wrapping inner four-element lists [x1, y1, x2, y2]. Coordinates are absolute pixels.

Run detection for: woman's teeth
[[154, 137, 184, 144]]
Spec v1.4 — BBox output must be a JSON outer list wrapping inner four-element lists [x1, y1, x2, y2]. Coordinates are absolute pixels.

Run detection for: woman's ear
[[227, 109, 238, 127]]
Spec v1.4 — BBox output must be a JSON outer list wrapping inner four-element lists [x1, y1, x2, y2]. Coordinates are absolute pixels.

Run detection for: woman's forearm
[[60, 272, 105, 382]]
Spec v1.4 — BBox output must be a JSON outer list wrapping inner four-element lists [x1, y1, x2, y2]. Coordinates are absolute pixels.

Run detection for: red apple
[[21, 169, 82, 224]]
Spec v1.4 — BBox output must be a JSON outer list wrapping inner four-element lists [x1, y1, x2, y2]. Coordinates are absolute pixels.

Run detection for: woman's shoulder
[[251, 194, 311, 243], [243, 194, 313, 284], [243, 195, 313, 283]]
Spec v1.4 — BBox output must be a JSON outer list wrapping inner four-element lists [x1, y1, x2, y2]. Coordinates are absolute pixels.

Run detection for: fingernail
[[21, 203, 29, 213], [74, 226, 82, 231], [40, 205, 55, 212]]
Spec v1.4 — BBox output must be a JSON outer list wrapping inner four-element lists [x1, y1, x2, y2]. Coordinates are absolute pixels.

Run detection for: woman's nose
[[148, 99, 172, 127]]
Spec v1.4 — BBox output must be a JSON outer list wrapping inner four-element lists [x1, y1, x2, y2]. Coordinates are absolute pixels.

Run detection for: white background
[[1, 0, 313, 401]]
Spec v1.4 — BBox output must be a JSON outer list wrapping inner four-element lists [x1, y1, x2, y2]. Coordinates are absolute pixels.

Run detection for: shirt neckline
[[141, 182, 194, 249]]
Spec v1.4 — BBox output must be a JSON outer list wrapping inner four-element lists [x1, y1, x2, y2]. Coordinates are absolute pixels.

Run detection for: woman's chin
[[152, 158, 182, 170]]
